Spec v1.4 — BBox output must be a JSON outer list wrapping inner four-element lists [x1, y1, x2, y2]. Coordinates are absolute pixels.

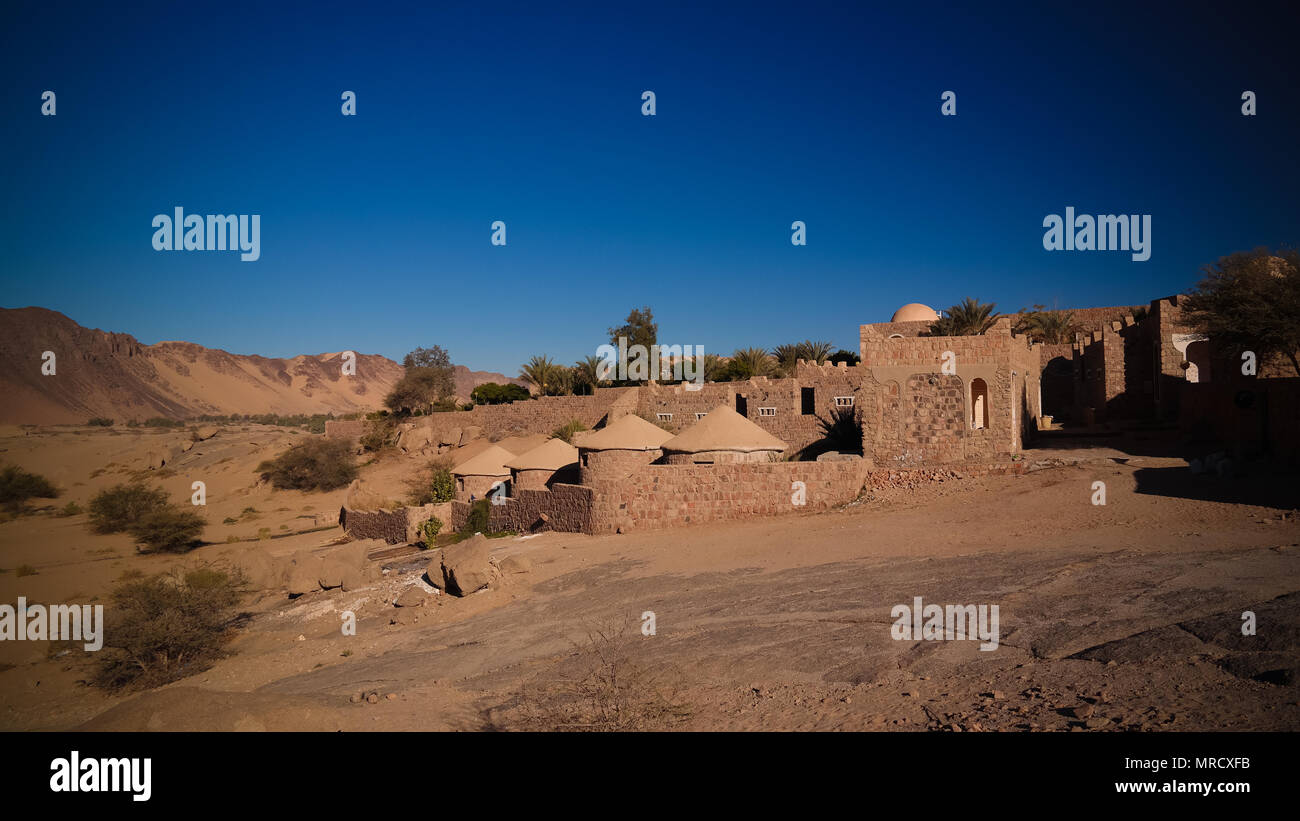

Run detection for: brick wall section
[[1179, 377, 1300, 464], [589, 458, 871, 534]]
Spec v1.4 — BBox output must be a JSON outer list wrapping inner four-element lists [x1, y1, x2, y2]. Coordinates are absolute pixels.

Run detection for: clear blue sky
[[3, 0, 1297, 375]]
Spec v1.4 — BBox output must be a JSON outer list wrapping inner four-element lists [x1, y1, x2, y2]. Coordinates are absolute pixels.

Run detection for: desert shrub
[[461, 499, 491, 535], [513, 620, 690, 731], [406, 458, 456, 506], [92, 567, 247, 692], [15, 564, 37, 577], [143, 417, 184, 428], [472, 382, 532, 405], [420, 516, 443, 546], [0, 465, 58, 511], [57, 501, 83, 517], [360, 417, 398, 453], [88, 483, 168, 533], [129, 508, 206, 553], [257, 438, 358, 490], [88, 417, 114, 427], [552, 419, 587, 444]]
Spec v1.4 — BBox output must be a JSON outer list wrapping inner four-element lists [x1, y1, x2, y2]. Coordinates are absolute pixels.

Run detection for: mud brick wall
[[1040, 343, 1075, 420], [449, 484, 595, 534], [589, 458, 870, 534]]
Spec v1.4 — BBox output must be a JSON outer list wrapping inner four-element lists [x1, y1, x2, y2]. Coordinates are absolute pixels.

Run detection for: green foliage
[[772, 340, 835, 374], [829, 349, 860, 366], [608, 306, 657, 351], [385, 346, 456, 414], [408, 462, 455, 506], [472, 382, 532, 404], [929, 298, 1000, 336], [727, 347, 776, 380], [57, 501, 83, 517], [1013, 305, 1079, 344], [360, 416, 398, 452], [519, 355, 569, 396], [142, 417, 185, 428], [552, 419, 588, 444], [699, 353, 730, 382], [129, 508, 207, 553], [88, 483, 168, 533], [0, 465, 58, 511], [257, 438, 358, 490], [420, 516, 443, 546], [571, 355, 608, 395], [461, 499, 491, 535], [87, 417, 114, 427], [1182, 248, 1300, 376], [92, 567, 247, 692]]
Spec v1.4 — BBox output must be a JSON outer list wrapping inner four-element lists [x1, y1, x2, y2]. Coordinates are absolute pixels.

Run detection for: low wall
[[1179, 378, 1300, 464], [591, 458, 871, 534]]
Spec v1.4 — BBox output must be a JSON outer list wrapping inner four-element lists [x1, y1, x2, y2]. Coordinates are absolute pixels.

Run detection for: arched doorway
[[970, 378, 989, 429]]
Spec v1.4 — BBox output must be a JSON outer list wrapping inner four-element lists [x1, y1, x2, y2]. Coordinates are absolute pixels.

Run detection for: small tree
[[472, 382, 532, 404], [88, 483, 168, 533], [0, 465, 58, 512], [129, 508, 206, 553], [1182, 248, 1300, 376], [1014, 305, 1079, 344], [727, 347, 776, 380], [257, 438, 358, 490]]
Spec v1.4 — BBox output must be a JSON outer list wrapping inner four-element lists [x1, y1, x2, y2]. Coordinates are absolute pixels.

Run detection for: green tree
[[1013, 305, 1079, 344], [571, 355, 608, 395], [520, 355, 569, 396], [385, 346, 456, 414], [728, 347, 776, 380], [471, 382, 531, 404], [929, 298, 1000, 336], [608, 306, 657, 351], [1183, 248, 1300, 376]]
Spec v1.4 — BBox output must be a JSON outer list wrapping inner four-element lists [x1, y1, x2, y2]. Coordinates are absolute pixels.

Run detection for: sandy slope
[[0, 426, 1297, 731]]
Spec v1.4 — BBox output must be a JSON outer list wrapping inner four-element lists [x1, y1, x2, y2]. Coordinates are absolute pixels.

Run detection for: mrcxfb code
[[1126, 758, 1251, 772]]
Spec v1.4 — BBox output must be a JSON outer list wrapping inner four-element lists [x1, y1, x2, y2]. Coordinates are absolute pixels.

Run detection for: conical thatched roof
[[451, 444, 513, 477], [576, 414, 675, 451], [661, 405, 787, 453], [504, 438, 579, 471]]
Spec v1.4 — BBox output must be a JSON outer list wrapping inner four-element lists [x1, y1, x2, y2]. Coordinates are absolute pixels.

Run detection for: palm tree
[[1014, 306, 1078, 344], [572, 355, 607, 395], [700, 353, 730, 382], [929, 298, 1000, 336], [797, 340, 834, 364], [519, 355, 568, 396], [772, 343, 802, 375], [729, 347, 776, 379]]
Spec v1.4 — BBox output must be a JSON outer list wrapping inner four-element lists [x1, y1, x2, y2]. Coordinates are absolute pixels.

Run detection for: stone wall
[[1179, 377, 1300, 465], [589, 458, 870, 534], [339, 506, 409, 544]]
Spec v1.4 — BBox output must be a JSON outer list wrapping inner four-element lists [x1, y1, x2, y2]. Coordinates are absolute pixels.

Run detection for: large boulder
[[194, 425, 220, 441], [439, 427, 463, 447], [343, 479, 391, 512], [286, 554, 325, 596], [238, 550, 285, 591], [440, 534, 493, 596], [394, 586, 430, 608], [499, 554, 532, 575], [398, 426, 435, 454], [459, 426, 483, 447]]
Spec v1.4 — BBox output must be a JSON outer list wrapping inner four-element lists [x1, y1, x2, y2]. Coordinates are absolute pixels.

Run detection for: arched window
[[970, 378, 989, 429]]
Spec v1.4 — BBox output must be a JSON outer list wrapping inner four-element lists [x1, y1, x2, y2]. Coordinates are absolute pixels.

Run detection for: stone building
[[660, 405, 787, 464], [576, 414, 674, 485], [451, 444, 512, 501], [504, 437, 579, 491]]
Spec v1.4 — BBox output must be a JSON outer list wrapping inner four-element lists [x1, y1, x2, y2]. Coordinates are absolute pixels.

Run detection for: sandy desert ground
[[1, 424, 1297, 731]]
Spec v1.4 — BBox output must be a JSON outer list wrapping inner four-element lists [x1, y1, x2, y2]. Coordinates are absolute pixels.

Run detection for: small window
[[758, 407, 776, 417], [834, 396, 854, 407], [695, 412, 707, 420], [657, 412, 673, 421]]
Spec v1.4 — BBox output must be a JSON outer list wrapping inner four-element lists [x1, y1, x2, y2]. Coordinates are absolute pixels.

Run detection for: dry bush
[[405, 456, 456, 505], [511, 618, 691, 731], [92, 566, 248, 692], [88, 483, 168, 533], [257, 438, 358, 490]]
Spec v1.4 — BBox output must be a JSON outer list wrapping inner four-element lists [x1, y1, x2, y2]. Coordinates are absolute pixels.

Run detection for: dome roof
[[504, 438, 579, 471], [661, 405, 787, 454], [451, 444, 513, 477], [577, 414, 674, 451], [890, 303, 940, 322]]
